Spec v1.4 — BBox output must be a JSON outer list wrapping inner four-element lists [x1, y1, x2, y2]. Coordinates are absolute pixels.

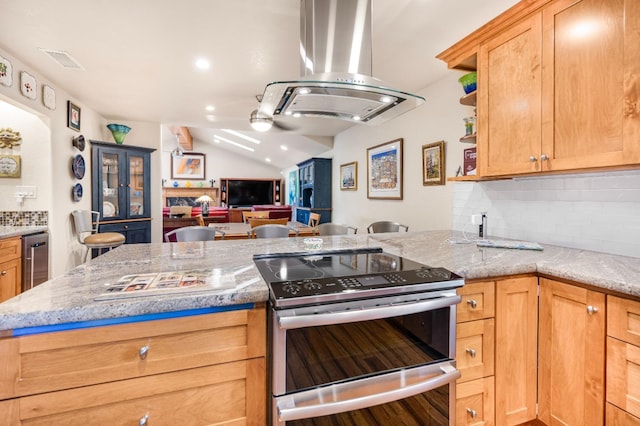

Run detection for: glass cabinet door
[[101, 151, 120, 219], [128, 154, 145, 216]]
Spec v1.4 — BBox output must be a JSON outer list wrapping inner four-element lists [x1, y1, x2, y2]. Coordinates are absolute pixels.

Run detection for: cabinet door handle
[[139, 345, 149, 360], [466, 407, 477, 418], [529, 156, 538, 162], [465, 348, 476, 358], [139, 413, 149, 425], [466, 299, 477, 309], [541, 154, 549, 161], [587, 305, 599, 315], [0, 270, 6, 276]]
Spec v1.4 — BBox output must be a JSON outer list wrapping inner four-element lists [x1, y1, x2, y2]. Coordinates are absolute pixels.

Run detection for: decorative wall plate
[[72, 183, 83, 202], [72, 154, 86, 179], [0, 55, 12, 87], [20, 71, 36, 100], [43, 85, 56, 110]]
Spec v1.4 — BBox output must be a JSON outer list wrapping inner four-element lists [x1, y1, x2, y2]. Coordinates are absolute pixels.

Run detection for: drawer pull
[[466, 407, 477, 418], [139, 413, 149, 425], [587, 305, 599, 315], [139, 345, 149, 360], [466, 299, 477, 309], [0, 270, 6, 276], [466, 348, 476, 358]]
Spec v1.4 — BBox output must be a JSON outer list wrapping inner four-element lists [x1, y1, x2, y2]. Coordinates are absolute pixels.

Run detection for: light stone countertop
[[0, 225, 48, 239], [0, 230, 639, 332]]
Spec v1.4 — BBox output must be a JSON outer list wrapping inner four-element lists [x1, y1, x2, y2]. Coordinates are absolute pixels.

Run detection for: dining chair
[[71, 210, 126, 262], [169, 205, 192, 218], [242, 211, 270, 223], [164, 226, 225, 242], [367, 221, 409, 234], [316, 223, 358, 236], [308, 212, 321, 229], [248, 224, 298, 239], [248, 217, 288, 228]]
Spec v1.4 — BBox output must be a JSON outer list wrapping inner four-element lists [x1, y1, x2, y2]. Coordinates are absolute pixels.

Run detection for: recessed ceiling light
[[284, 111, 293, 116], [280, 145, 288, 151], [265, 158, 271, 162], [293, 113, 301, 118], [205, 105, 215, 112], [299, 87, 311, 94], [380, 95, 393, 103], [353, 115, 361, 121], [195, 58, 210, 70], [205, 114, 216, 121]]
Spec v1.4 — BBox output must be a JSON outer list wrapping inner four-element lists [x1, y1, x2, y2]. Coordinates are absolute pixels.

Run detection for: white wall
[[452, 171, 640, 258], [332, 72, 472, 232], [0, 100, 51, 211]]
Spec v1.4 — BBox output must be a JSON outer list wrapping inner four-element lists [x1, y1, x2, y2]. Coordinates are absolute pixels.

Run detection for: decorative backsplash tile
[[0, 210, 48, 226]]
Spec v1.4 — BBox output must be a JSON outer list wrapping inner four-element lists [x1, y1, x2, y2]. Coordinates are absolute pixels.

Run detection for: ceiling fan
[[249, 95, 298, 132]]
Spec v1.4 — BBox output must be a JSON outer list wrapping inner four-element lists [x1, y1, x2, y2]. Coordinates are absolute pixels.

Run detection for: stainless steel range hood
[[258, 0, 425, 126]]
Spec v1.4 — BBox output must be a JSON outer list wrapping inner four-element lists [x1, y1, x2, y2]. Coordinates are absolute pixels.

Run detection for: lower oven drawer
[[275, 361, 460, 423]]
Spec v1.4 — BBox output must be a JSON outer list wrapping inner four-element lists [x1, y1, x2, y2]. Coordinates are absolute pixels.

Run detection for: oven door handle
[[276, 361, 460, 422], [278, 295, 461, 329]]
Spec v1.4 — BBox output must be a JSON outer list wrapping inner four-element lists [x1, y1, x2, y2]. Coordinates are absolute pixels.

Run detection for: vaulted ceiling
[[0, 0, 519, 168]]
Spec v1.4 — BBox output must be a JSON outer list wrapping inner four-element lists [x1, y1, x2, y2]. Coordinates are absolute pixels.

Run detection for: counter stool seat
[[72, 210, 126, 262]]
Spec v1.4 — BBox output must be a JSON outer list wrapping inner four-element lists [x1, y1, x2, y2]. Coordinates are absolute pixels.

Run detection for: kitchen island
[[1, 231, 640, 425]]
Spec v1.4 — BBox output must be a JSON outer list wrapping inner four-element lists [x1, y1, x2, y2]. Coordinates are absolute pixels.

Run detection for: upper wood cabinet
[[440, 0, 640, 178], [540, 0, 640, 172]]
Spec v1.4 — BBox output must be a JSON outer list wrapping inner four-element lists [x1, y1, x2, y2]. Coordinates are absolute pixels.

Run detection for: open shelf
[[460, 90, 477, 106], [459, 134, 477, 143]]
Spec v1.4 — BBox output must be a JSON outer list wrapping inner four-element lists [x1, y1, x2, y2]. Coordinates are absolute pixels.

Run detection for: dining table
[[208, 221, 315, 240]]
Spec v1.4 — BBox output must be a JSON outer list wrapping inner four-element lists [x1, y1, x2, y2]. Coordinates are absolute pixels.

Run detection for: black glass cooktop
[[253, 248, 463, 308]]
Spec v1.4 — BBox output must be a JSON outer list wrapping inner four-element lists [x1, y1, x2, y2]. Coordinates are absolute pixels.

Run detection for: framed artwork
[[422, 141, 446, 185], [0, 155, 21, 178], [67, 101, 81, 131], [367, 138, 403, 200], [171, 152, 206, 180], [340, 161, 357, 190], [288, 169, 298, 205]]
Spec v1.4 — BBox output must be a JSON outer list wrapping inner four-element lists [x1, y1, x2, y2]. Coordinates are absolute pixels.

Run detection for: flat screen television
[[227, 179, 274, 207]]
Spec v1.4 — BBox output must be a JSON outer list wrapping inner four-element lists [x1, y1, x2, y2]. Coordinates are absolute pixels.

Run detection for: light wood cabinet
[[540, 0, 640, 172], [478, 12, 543, 177], [538, 278, 605, 425], [456, 280, 496, 426], [0, 307, 266, 425], [441, 0, 640, 179], [495, 276, 538, 426], [607, 296, 640, 421], [0, 237, 21, 303]]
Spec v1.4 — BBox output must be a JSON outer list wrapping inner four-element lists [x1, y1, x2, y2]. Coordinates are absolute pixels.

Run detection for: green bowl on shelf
[[458, 72, 477, 94], [107, 123, 131, 144]]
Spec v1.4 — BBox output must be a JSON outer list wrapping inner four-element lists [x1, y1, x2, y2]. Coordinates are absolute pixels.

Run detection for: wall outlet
[[16, 185, 37, 198]]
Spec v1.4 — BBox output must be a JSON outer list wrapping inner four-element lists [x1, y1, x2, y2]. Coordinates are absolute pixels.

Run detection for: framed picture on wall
[[0, 155, 21, 178], [422, 141, 446, 185], [171, 152, 206, 180], [366, 138, 403, 200], [340, 161, 357, 190], [67, 101, 81, 131]]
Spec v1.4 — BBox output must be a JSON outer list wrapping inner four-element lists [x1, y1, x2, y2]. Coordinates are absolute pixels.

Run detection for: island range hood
[[257, 0, 425, 126]]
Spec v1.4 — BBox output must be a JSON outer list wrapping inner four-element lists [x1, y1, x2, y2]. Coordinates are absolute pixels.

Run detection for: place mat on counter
[[476, 239, 544, 251]]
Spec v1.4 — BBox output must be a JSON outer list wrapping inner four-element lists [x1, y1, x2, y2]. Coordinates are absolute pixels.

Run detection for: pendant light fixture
[[171, 133, 184, 158]]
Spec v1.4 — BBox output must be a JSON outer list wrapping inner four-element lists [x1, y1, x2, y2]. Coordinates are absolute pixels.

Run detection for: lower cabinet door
[[456, 376, 495, 426], [607, 336, 640, 419], [606, 403, 640, 425], [19, 358, 265, 426]]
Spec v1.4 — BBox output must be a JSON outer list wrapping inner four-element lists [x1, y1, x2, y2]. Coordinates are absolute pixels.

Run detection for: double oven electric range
[[254, 247, 464, 425]]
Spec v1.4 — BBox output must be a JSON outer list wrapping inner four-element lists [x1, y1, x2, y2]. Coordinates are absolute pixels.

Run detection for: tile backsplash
[[452, 170, 640, 258], [0, 211, 48, 226]]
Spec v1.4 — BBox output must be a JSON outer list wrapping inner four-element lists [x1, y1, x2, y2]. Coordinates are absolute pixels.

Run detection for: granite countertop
[[0, 225, 48, 239], [0, 230, 639, 333]]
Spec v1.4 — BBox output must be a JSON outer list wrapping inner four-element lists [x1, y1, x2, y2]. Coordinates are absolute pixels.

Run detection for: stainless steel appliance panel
[[21, 232, 49, 291]]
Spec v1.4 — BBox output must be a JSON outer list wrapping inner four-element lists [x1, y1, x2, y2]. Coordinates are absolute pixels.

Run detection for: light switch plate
[[16, 185, 37, 198]]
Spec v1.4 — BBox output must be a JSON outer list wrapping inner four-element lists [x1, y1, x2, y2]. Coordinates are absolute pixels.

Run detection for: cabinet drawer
[[457, 281, 495, 323], [607, 336, 640, 418], [608, 295, 640, 346], [457, 318, 495, 383], [0, 308, 265, 399], [13, 358, 265, 426], [607, 403, 640, 425], [456, 376, 495, 426], [0, 237, 20, 262]]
